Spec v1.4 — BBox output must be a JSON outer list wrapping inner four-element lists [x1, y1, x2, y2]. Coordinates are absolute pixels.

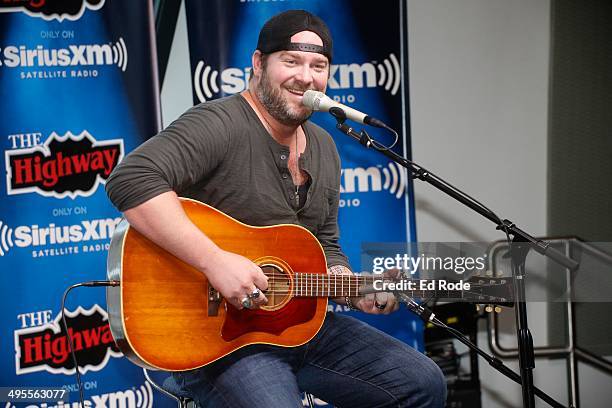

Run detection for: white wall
[[160, 1, 611, 406], [160, 1, 191, 126], [408, 0, 549, 243], [408, 1, 610, 407]]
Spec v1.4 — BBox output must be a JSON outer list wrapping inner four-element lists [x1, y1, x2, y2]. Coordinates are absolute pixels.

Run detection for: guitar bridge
[[208, 285, 221, 316]]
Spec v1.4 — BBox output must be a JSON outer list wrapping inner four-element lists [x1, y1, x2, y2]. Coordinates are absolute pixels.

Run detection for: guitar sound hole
[[261, 264, 291, 309]]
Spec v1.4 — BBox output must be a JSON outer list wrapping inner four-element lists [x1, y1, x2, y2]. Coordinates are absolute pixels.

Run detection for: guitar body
[[106, 198, 328, 371]]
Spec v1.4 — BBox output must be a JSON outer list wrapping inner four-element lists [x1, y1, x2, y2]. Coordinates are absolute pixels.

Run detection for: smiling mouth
[[286, 88, 306, 97]]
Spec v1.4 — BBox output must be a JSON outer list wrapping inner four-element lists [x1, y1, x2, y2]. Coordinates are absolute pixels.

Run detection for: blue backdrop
[[0, 1, 421, 407], [1, 0, 162, 406]]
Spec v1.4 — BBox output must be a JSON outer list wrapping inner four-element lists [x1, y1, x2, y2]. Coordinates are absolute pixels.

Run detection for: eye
[[312, 63, 327, 73], [283, 59, 297, 66]]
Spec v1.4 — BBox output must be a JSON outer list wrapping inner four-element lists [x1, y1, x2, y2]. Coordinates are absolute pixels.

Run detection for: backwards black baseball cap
[[256, 10, 333, 63]]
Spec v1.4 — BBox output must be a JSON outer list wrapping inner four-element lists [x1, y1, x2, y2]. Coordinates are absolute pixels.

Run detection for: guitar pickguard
[[221, 258, 320, 341], [221, 298, 318, 341]]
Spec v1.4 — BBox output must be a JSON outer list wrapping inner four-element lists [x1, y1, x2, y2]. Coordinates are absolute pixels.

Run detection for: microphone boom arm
[[331, 112, 578, 408]]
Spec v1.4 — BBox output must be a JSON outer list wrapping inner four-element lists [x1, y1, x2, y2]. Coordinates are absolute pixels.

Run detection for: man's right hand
[[203, 249, 269, 310], [122, 192, 269, 310]]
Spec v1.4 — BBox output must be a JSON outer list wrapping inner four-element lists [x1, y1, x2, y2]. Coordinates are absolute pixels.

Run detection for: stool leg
[[143, 368, 190, 407], [305, 393, 315, 408]]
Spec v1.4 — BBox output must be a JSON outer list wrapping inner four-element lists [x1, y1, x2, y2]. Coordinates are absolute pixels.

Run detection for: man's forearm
[[123, 191, 221, 274]]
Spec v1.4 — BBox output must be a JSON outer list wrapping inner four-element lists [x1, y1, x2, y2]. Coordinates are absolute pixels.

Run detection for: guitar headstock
[[462, 274, 514, 308], [359, 273, 515, 307]]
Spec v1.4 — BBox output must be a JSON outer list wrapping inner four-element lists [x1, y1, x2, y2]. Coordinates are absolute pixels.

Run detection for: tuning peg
[[494, 306, 502, 313], [475, 304, 481, 312], [497, 270, 504, 277], [485, 305, 494, 313], [485, 270, 493, 277]]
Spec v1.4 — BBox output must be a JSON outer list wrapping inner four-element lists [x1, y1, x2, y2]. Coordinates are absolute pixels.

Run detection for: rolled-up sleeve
[[106, 103, 232, 212]]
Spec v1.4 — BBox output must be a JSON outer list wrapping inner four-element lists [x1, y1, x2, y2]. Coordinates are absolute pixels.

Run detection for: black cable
[[369, 125, 399, 151], [61, 280, 120, 407]]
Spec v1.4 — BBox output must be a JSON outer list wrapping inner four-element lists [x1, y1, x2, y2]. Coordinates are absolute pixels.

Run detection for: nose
[[294, 63, 314, 86]]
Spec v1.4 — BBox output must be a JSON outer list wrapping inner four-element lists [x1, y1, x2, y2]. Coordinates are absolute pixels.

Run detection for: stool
[[143, 368, 196, 408], [143, 368, 316, 407]]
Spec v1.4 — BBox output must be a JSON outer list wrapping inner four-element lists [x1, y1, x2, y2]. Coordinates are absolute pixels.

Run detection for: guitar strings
[[260, 286, 492, 291], [256, 286, 496, 293], [261, 272, 499, 281], [257, 276, 494, 287], [251, 272, 504, 298], [258, 273, 496, 286], [257, 271, 501, 283]]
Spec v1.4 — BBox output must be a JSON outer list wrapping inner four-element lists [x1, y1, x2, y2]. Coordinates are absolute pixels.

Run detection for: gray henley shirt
[[105, 94, 350, 269]]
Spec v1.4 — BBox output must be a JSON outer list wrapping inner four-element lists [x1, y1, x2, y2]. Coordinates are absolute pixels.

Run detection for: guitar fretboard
[[291, 273, 491, 301], [294, 273, 364, 297]]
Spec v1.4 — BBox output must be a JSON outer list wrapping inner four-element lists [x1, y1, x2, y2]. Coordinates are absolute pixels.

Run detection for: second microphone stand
[[329, 108, 578, 408]]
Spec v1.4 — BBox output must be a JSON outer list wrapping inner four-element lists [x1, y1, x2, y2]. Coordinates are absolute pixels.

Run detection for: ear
[[251, 50, 264, 78]]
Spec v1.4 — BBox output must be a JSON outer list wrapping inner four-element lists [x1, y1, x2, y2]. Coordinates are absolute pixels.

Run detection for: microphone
[[302, 90, 386, 128]]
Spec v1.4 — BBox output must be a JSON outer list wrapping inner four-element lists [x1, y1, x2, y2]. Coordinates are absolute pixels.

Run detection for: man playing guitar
[[106, 9, 446, 407]]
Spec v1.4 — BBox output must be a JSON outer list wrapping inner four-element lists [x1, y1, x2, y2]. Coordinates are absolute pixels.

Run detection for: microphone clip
[[330, 107, 375, 148], [329, 106, 347, 124]]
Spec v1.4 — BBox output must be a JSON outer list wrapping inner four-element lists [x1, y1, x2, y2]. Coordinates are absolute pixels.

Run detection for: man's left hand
[[354, 269, 401, 315], [328, 266, 401, 315], [354, 290, 399, 315]]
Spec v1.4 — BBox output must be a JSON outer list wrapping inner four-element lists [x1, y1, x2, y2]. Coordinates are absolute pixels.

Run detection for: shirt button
[[280, 154, 287, 160], [289, 193, 295, 199]]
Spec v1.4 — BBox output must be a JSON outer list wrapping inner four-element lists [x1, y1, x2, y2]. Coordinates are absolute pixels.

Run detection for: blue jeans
[[173, 312, 446, 407]]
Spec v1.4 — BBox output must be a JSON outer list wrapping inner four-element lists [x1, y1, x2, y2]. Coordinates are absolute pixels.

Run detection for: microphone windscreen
[[302, 90, 325, 110]]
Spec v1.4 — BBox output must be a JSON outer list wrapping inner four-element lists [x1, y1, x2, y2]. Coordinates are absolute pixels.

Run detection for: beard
[[255, 68, 313, 126]]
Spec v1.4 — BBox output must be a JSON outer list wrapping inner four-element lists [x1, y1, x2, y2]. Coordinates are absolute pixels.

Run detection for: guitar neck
[[292, 273, 469, 300]]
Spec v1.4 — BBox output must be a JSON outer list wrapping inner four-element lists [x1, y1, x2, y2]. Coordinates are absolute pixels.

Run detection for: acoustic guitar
[[106, 198, 511, 371]]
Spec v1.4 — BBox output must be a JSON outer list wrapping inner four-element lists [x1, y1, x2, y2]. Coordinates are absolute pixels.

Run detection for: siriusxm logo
[[193, 53, 401, 102], [341, 162, 407, 199], [0, 217, 121, 256], [0, 38, 128, 71]]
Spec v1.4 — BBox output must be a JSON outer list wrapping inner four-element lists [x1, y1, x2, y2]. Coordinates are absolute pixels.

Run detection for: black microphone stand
[[329, 108, 578, 408]]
